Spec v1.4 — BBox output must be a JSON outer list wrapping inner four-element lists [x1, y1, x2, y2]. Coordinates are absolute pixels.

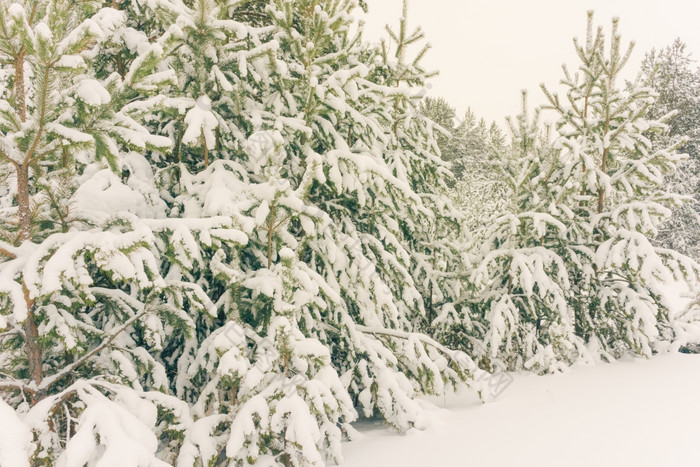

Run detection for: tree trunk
[[17, 162, 44, 401], [201, 131, 209, 168], [597, 115, 611, 213], [17, 163, 32, 242], [14, 53, 27, 122], [22, 284, 43, 398], [267, 207, 275, 268], [10, 49, 43, 401]]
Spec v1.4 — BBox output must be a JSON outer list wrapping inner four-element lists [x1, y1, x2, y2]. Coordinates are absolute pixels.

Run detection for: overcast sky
[[362, 0, 700, 126]]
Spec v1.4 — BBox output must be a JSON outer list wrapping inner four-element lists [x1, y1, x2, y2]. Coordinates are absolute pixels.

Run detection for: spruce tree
[[418, 96, 457, 163]]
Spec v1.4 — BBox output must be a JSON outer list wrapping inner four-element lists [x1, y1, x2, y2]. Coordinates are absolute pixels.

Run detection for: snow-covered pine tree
[[640, 39, 700, 260], [0, 0, 251, 463], [451, 113, 509, 235], [418, 96, 458, 164], [0, 0, 175, 396], [418, 97, 508, 234], [638, 39, 700, 352], [449, 92, 584, 373], [170, 2, 487, 464], [454, 13, 700, 374], [539, 12, 700, 360], [373, 0, 467, 336]]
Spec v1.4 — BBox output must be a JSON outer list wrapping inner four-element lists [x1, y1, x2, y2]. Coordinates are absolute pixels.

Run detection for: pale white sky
[[362, 0, 700, 126]]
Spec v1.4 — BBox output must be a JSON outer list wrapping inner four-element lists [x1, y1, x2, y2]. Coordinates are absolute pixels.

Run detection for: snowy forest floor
[[341, 283, 700, 467], [341, 352, 700, 467]]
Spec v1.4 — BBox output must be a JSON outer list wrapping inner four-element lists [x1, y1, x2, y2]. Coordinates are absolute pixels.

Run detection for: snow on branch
[[37, 302, 153, 392]]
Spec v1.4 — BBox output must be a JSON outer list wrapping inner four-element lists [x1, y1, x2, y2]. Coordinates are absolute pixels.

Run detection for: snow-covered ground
[[341, 281, 699, 467], [341, 352, 700, 467]]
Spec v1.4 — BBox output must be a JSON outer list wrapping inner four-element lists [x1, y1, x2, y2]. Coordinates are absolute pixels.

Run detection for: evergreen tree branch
[[356, 324, 475, 367], [0, 379, 37, 396], [0, 245, 16, 259], [37, 304, 152, 392], [24, 65, 52, 165], [0, 330, 22, 339], [0, 141, 20, 168]]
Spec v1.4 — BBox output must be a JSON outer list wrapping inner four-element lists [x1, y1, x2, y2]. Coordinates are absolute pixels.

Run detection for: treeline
[[0, 1, 698, 465]]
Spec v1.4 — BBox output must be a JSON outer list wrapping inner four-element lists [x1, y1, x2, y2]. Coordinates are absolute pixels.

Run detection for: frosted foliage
[[456, 16, 700, 373], [0, 0, 484, 465], [75, 79, 112, 106], [641, 39, 700, 260]]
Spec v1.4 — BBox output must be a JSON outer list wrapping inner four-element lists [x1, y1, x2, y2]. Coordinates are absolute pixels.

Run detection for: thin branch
[[38, 306, 151, 392], [24, 64, 53, 165], [0, 330, 22, 339], [0, 142, 20, 168], [0, 380, 37, 395], [273, 213, 292, 231], [0, 246, 16, 259], [356, 324, 475, 366]]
